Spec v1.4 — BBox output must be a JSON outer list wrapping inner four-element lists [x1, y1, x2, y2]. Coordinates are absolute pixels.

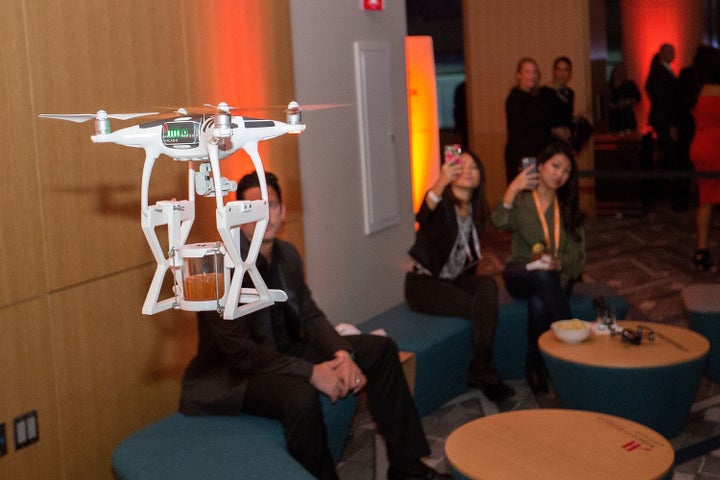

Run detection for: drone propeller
[[39, 110, 158, 123], [282, 101, 350, 124], [294, 103, 351, 112], [202, 101, 350, 113], [204, 102, 234, 113]]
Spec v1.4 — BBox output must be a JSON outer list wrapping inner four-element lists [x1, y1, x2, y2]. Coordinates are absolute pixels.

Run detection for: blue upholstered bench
[[112, 394, 357, 480], [682, 283, 720, 381], [359, 282, 627, 416], [113, 283, 627, 478]]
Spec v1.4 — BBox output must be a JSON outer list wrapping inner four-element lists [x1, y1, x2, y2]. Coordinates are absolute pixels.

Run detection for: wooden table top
[[539, 321, 709, 368], [445, 409, 674, 480]]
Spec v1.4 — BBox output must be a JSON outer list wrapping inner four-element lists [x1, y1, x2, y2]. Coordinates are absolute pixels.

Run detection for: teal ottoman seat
[[112, 394, 357, 480], [494, 282, 629, 380], [359, 283, 627, 416], [360, 303, 472, 416], [682, 283, 720, 381], [541, 354, 708, 439]]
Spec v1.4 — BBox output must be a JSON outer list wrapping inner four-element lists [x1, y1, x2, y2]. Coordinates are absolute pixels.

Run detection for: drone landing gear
[[140, 151, 287, 318]]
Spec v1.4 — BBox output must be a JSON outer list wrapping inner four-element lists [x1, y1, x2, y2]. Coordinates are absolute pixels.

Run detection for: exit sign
[[362, 0, 384, 11]]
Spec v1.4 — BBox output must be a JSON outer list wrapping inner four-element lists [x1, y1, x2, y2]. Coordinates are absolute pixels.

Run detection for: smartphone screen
[[444, 144, 462, 165]]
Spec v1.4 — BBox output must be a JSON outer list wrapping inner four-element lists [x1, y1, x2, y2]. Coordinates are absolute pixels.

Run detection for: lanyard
[[531, 190, 560, 257]]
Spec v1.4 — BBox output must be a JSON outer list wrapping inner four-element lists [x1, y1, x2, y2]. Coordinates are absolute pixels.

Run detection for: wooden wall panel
[[0, 300, 62, 479], [463, 0, 592, 206], [1, 1, 295, 478], [50, 269, 196, 479], [0, 0, 47, 304], [28, 0, 194, 291]]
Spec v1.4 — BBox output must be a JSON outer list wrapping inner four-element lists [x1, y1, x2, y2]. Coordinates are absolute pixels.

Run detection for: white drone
[[40, 101, 306, 319]]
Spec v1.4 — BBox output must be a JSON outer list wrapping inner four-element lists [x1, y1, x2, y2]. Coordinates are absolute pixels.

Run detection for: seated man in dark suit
[[179, 171, 449, 480]]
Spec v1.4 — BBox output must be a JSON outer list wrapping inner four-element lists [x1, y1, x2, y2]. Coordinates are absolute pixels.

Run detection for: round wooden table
[[539, 321, 709, 438], [445, 409, 674, 480]]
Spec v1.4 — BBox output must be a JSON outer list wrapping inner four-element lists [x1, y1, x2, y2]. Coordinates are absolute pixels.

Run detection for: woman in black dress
[[504, 57, 552, 184]]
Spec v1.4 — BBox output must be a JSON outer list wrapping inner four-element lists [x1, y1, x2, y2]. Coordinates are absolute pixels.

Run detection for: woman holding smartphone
[[492, 140, 586, 394], [405, 148, 514, 403]]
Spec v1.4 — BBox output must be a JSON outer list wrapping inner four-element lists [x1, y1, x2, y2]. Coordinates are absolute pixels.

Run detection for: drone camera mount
[[194, 163, 237, 197]]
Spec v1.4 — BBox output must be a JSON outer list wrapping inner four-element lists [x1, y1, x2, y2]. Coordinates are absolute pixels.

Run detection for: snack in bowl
[[551, 319, 591, 344]]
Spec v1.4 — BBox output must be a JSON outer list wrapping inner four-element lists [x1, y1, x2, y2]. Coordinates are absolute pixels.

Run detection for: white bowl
[[551, 319, 591, 344]]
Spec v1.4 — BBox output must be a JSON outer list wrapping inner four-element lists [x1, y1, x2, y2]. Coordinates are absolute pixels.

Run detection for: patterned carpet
[[337, 204, 720, 480]]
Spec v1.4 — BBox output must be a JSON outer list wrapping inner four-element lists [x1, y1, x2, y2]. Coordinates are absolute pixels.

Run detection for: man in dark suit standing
[[645, 43, 689, 208], [179, 171, 449, 480]]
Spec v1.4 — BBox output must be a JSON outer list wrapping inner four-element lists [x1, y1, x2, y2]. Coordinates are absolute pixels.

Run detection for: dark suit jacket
[[504, 87, 552, 162], [407, 190, 481, 277], [645, 60, 679, 130], [179, 237, 352, 416]]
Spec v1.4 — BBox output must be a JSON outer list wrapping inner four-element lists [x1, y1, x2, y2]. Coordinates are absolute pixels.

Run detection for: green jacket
[[491, 191, 586, 287]]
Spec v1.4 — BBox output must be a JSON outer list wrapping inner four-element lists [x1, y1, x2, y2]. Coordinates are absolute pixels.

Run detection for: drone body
[[91, 110, 304, 161], [40, 102, 306, 319]]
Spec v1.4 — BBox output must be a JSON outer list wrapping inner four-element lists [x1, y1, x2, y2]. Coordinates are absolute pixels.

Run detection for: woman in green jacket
[[492, 140, 586, 394]]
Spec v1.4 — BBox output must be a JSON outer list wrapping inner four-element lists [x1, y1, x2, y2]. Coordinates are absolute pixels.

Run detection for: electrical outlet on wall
[[0, 423, 7, 457], [14, 411, 39, 451]]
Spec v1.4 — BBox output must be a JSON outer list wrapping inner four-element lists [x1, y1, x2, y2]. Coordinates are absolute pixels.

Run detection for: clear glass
[[182, 251, 224, 301]]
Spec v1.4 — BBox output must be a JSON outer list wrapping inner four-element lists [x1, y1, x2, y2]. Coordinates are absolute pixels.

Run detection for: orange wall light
[[405, 36, 440, 214], [620, 0, 705, 133], [195, 0, 280, 186]]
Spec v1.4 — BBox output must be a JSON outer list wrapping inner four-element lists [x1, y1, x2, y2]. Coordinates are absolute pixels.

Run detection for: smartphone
[[444, 144, 462, 165], [521, 156, 537, 173]]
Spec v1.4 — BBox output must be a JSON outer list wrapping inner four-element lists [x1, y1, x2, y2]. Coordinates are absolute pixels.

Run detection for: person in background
[[539, 56, 575, 143], [405, 148, 515, 403], [492, 140, 586, 395], [689, 46, 720, 272], [608, 62, 641, 133], [504, 57, 552, 184], [645, 43, 690, 209], [646, 44, 680, 152], [453, 81, 468, 147], [179, 172, 451, 480]]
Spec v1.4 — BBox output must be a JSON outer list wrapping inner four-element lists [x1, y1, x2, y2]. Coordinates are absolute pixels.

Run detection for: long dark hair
[[537, 140, 585, 241], [446, 149, 490, 231]]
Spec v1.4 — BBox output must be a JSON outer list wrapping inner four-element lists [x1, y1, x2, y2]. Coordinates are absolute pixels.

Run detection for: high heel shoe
[[693, 249, 717, 273]]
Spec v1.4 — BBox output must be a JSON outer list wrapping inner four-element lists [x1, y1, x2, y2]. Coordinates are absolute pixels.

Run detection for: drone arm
[[188, 161, 196, 204], [207, 144, 226, 212], [140, 149, 160, 214], [243, 141, 268, 201]]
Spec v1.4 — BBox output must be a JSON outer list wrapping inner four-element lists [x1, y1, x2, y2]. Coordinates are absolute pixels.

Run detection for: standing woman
[[608, 62, 641, 133], [405, 149, 514, 402], [492, 140, 586, 394], [504, 57, 552, 184], [539, 55, 575, 143], [689, 46, 720, 271]]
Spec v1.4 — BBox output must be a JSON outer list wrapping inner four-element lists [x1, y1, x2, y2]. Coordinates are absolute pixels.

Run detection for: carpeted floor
[[337, 204, 720, 480]]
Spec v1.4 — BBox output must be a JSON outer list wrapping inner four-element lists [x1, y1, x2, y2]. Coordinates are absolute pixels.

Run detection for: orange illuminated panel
[[620, 0, 703, 133], [196, 0, 277, 184], [405, 36, 440, 214]]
